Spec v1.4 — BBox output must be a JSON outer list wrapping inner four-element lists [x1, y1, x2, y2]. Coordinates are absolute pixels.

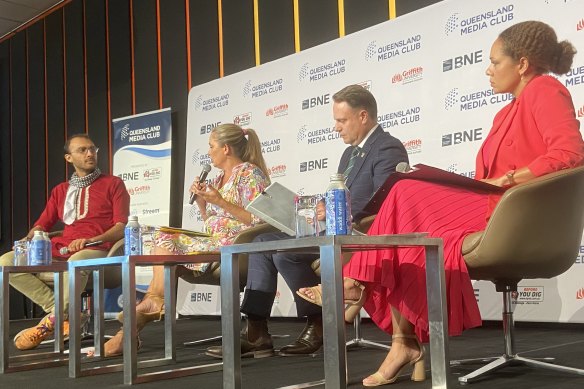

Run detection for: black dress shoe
[[278, 316, 323, 356]]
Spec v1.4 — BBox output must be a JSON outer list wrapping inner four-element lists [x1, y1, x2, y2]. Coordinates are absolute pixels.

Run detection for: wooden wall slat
[[258, 0, 295, 64]]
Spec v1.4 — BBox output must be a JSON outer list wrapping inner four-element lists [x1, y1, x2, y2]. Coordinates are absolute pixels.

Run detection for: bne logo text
[[300, 158, 329, 172], [442, 128, 483, 147]]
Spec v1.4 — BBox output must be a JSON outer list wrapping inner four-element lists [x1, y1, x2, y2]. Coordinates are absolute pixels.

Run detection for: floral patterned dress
[[154, 162, 270, 272]]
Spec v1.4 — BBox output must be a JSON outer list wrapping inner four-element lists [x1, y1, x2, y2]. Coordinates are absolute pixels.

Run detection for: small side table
[[0, 262, 68, 373], [68, 254, 223, 385]]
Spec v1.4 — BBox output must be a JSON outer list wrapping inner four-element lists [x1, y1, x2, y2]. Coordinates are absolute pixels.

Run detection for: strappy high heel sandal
[[296, 278, 367, 323], [362, 334, 425, 387], [116, 292, 165, 332], [101, 328, 143, 358]]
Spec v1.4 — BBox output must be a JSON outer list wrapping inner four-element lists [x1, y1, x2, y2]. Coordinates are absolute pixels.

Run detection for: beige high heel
[[296, 278, 366, 323], [362, 334, 425, 387], [116, 292, 165, 332]]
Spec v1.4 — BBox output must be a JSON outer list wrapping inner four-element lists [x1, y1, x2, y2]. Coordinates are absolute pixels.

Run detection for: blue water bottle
[[325, 173, 352, 235], [28, 230, 46, 265], [124, 216, 142, 255]]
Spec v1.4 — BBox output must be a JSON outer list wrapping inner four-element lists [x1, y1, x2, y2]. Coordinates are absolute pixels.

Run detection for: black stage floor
[[0, 317, 582, 388]]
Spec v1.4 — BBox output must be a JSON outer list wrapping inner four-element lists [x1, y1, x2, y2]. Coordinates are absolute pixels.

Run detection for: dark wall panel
[[45, 10, 66, 191], [10, 33, 29, 236], [85, 0, 110, 173], [258, 0, 294, 64], [345, 0, 388, 35], [222, 0, 254, 76], [396, 0, 443, 16], [160, 0, 188, 226], [189, 0, 219, 86], [0, 42, 11, 250], [64, 0, 86, 140], [298, 0, 338, 50], [133, 0, 159, 114], [27, 23, 47, 224], [108, 0, 132, 121]]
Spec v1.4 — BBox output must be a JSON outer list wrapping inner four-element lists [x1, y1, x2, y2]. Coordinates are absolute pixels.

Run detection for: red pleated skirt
[[344, 179, 488, 342]]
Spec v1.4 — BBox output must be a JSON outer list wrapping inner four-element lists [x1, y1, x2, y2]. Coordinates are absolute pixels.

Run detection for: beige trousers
[[0, 249, 109, 319]]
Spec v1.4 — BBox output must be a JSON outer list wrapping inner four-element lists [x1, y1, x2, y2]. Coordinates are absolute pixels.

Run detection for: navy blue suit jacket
[[338, 125, 408, 222]]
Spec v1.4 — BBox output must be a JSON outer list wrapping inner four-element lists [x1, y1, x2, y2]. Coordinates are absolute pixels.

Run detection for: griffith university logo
[[577, 105, 584, 118], [120, 124, 130, 140], [577, 19, 584, 31]]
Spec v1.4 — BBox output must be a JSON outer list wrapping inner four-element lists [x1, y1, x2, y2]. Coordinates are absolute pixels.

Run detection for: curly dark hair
[[498, 21, 576, 75]]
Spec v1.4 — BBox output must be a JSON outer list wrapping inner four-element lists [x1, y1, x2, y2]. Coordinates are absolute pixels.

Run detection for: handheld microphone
[[396, 162, 412, 173], [189, 164, 212, 205], [59, 240, 104, 255]]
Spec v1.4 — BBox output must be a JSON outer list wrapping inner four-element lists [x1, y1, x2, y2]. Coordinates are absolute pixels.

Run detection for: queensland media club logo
[[191, 149, 211, 167], [120, 123, 130, 140], [392, 66, 423, 85], [444, 5, 514, 37], [403, 139, 422, 155], [265, 104, 289, 118], [442, 128, 483, 147], [298, 60, 346, 82], [302, 93, 330, 110], [200, 121, 220, 135], [443, 50, 483, 72], [444, 87, 512, 111], [261, 138, 281, 154], [563, 64, 584, 88], [296, 124, 340, 145], [365, 34, 422, 62], [511, 286, 544, 305], [243, 78, 284, 98], [446, 163, 475, 179], [233, 113, 251, 126], [195, 93, 229, 111], [188, 206, 203, 222], [378, 106, 421, 129], [300, 158, 329, 173]]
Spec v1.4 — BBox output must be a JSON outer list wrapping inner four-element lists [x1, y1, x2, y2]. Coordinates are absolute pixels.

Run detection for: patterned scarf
[[63, 168, 102, 225]]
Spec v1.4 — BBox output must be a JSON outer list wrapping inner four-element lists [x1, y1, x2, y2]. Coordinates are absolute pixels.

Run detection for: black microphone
[[396, 162, 412, 173], [59, 240, 103, 255], [189, 164, 212, 204]]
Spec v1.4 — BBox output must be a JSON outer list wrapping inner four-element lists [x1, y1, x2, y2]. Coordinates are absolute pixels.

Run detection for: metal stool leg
[[345, 312, 390, 351]]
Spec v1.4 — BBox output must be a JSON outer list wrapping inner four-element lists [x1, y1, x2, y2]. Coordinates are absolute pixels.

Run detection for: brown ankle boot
[[278, 315, 323, 356], [205, 317, 274, 359]]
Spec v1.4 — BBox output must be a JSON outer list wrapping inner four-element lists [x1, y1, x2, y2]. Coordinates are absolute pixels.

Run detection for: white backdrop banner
[[177, 0, 584, 323]]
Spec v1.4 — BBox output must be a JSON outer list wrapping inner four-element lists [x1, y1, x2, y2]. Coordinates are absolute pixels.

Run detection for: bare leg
[[362, 306, 423, 385], [298, 277, 363, 302]]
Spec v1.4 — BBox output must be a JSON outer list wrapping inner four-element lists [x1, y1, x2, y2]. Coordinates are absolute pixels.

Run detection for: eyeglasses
[[70, 146, 99, 155]]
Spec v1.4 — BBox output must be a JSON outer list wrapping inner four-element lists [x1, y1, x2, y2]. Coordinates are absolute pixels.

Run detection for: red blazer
[[475, 75, 584, 217]]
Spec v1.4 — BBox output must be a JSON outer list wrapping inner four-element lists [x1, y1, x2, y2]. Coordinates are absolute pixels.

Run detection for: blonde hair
[[211, 123, 270, 178], [499, 21, 576, 75]]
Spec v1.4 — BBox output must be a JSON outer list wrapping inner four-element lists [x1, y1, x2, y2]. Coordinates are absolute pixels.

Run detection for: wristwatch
[[506, 170, 516, 186]]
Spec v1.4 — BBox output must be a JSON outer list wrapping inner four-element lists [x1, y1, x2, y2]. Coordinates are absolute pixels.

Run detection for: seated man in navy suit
[[207, 84, 409, 358]]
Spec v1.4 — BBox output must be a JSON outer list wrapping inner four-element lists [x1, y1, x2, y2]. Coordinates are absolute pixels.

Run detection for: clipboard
[[363, 163, 505, 216], [246, 182, 296, 236]]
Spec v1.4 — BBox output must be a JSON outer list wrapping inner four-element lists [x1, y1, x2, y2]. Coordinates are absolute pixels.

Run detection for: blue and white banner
[[179, 0, 584, 322], [113, 108, 172, 227]]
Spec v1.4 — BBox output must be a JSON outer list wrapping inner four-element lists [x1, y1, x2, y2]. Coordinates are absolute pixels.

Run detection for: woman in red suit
[[298, 21, 584, 386]]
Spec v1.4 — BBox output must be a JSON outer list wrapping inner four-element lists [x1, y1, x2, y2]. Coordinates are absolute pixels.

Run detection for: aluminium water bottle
[[28, 230, 46, 265], [325, 174, 352, 235], [42, 231, 52, 264], [124, 216, 142, 255]]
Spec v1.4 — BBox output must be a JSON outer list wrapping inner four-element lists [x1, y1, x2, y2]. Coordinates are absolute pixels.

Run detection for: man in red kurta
[[0, 134, 130, 350]]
